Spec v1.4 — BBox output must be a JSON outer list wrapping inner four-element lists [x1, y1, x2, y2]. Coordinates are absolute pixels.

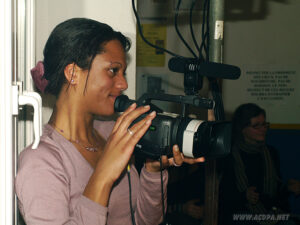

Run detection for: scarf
[[232, 140, 280, 225]]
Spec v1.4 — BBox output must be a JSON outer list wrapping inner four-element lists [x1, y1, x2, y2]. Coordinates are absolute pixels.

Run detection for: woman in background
[[15, 18, 203, 225], [218, 103, 300, 225]]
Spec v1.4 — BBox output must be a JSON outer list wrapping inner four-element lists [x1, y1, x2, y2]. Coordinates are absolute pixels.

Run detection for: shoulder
[[17, 138, 67, 182], [15, 140, 69, 201], [16, 126, 71, 185]]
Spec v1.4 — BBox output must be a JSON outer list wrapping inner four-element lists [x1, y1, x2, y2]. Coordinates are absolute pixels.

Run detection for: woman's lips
[[109, 94, 121, 102]]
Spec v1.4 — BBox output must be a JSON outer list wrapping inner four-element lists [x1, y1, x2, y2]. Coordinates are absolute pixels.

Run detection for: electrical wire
[[127, 164, 137, 225], [189, 0, 202, 59], [210, 80, 225, 120], [199, 0, 210, 61], [205, 0, 210, 61], [174, 0, 198, 58], [127, 160, 166, 225], [131, 0, 180, 57], [159, 156, 166, 224]]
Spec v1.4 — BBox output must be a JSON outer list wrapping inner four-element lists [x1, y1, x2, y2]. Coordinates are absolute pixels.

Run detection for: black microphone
[[168, 57, 241, 80]]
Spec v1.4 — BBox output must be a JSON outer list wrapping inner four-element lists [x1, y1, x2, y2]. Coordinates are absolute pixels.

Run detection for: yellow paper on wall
[[137, 24, 166, 67]]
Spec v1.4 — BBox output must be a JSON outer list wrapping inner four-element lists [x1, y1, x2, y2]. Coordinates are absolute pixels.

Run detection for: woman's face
[[82, 39, 128, 116], [242, 114, 269, 144]]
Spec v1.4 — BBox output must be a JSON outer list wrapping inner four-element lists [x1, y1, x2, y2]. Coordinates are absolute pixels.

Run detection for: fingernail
[[130, 103, 136, 108], [174, 145, 179, 151], [149, 111, 156, 116], [198, 157, 205, 162], [144, 105, 150, 109]]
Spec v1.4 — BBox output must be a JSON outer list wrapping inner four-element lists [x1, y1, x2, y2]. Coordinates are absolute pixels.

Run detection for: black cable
[[159, 156, 166, 224], [205, 0, 210, 61], [131, 0, 180, 57], [127, 165, 137, 225], [127, 161, 167, 225], [189, 0, 202, 59], [199, 0, 210, 61], [210, 80, 225, 120], [174, 0, 198, 58]]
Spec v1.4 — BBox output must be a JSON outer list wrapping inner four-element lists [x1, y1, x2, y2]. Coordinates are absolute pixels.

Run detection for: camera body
[[114, 94, 232, 159]]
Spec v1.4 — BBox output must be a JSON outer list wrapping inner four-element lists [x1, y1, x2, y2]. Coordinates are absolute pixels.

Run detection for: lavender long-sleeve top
[[15, 120, 168, 225]]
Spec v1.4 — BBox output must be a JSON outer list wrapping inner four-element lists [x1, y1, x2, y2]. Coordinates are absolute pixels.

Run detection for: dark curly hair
[[232, 103, 266, 141], [43, 18, 131, 97]]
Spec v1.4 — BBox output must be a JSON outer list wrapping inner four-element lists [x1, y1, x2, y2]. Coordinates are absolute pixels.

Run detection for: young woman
[[15, 18, 203, 225], [218, 103, 299, 225]]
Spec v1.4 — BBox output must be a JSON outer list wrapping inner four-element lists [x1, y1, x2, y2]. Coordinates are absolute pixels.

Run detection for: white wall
[[35, 0, 137, 124], [222, 0, 300, 124]]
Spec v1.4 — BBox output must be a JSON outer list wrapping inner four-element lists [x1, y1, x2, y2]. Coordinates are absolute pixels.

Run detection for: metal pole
[[209, 0, 224, 63], [204, 0, 225, 225]]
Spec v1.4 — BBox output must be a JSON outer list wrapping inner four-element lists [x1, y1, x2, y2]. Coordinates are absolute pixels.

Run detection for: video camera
[[114, 93, 231, 160], [114, 56, 240, 160]]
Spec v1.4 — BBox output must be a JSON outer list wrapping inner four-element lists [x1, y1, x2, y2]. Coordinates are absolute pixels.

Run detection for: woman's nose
[[115, 74, 128, 91]]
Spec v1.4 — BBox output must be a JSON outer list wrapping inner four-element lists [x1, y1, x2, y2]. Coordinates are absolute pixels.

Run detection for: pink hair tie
[[30, 61, 48, 93]]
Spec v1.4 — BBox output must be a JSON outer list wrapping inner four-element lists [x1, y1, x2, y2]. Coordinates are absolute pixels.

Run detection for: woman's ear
[[64, 63, 79, 85]]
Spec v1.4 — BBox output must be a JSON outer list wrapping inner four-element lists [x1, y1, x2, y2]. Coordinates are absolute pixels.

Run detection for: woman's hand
[[246, 186, 259, 204], [98, 103, 157, 182], [145, 145, 205, 173], [84, 103, 156, 205]]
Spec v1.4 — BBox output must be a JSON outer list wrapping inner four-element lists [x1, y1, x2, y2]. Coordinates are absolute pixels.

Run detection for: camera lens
[[177, 119, 231, 158]]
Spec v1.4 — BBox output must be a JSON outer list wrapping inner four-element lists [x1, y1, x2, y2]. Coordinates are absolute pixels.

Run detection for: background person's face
[[242, 114, 268, 144]]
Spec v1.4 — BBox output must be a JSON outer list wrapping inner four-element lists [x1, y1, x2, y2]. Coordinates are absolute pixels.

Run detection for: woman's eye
[[109, 68, 118, 75]]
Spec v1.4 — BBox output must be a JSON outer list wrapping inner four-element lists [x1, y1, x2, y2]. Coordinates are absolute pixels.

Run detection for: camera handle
[[114, 94, 214, 118], [137, 93, 215, 112]]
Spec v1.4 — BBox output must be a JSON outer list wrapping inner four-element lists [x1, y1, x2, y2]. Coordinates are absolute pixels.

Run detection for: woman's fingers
[[112, 103, 137, 133], [105, 106, 155, 164], [169, 145, 205, 167], [127, 111, 156, 135], [115, 105, 152, 135], [123, 115, 155, 146], [169, 145, 184, 167], [145, 145, 206, 172], [119, 111, 156, 150], [167, 145, 205, 167], [112, 110, 156, 162], [183, 156, 205, 164], [98, 116, 155, 182], [98, 105, 158, 184]]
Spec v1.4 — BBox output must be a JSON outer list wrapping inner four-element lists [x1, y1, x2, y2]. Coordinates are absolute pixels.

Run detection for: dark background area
[[266, 129, 300, 214]]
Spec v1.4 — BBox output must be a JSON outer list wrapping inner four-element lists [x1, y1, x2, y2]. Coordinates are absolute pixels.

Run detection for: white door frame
[[0, 0, 36, 224], [0, 0, 15, 224]]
